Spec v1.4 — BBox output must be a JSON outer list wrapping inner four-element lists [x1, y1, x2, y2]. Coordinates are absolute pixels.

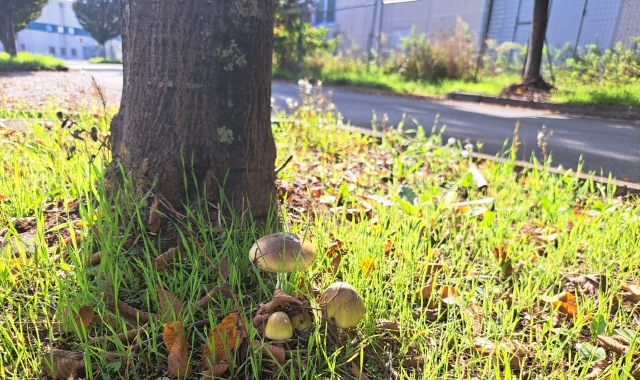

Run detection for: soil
[[499, 76, 553, 102]]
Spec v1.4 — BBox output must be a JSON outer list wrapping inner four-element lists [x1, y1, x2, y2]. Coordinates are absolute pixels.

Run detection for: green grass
[[551, 80, 640, 108], [1, 89, 640, 379], [88, 57, 123, 64], [0, 52, 67, 72]]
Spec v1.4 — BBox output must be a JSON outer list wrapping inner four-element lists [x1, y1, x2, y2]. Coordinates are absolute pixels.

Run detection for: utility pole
[[365, 0, 380, 72], [474, 0, 494, 83]]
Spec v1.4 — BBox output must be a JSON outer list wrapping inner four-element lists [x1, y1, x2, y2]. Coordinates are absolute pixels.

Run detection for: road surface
[[65, 61, 640, 182]]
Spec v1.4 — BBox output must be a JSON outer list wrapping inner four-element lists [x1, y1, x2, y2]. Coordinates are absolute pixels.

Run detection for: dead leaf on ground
[[219, 256, 230, 281], [203, 313, 242, 370], [463, 302, 483, 334], [376, 318, 400, 337], [196, 286, 221, 309], [148, 197, 161, 233], [152, 246, 182, 271], [350, 361, 371, 380], [540, 291, 579, 318], [253, 341, 286, 363], [42, 349, 86, 380], [329, 255, 341, 275], [73, 306, 95, 333], [326, 240, 346, 258], [567, 274, 605, 297], [156, 284, 185, 322], [621, 281, 640, 303], [473, 337, 528, 368], [597, 335, 629, 355], [103, 293, 155, 325], [200, 362, 230, 379], [90, 326, 148, 344], [165, 321, 191, 378]]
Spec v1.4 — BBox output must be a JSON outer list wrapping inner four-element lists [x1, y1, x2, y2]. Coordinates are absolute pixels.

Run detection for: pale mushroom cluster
[[249, 232, 366, 340]]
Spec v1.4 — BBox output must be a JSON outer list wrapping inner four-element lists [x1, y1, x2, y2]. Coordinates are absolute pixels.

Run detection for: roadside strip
[[445, 92, 640, 123]]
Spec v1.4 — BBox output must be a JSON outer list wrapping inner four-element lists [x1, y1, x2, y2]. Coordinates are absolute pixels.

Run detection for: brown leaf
[[540, 291, 578, 317], [152, 246, 182, 271], [196, 286, 220, 310], [203, 313, 241, 369], [329, 255, 341, 275], [89, 252, 102, 266], [376, 318, 400, 337], [200, 362, 230, 379], [156, 284, 185, 322], [473, 337, 527, 369], [74, 306, 95, 333], [166, 321, 191, 378], [598, 335, 629, 355], [440, 286, 460, 305], [219, 256, 230, 281], [90, 326, 147, 344], [568, 275, 605, 297], [253, 341, 286, 363], [422, 262, 444, 277], [42, 349, 86, 380], [163, 321, 182, 352], [326, 240, 345, 258], [148, 197, 161, 233], [350, 361, 371, 380], [258, 289, 304, 314], [463, 302, 483, 334], [103, 293, 154, 325], [621, 281, 640, 303]]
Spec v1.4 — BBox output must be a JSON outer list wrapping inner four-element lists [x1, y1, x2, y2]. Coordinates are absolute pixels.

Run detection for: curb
[[335, 124, 640, 195], [445, 92, 640, 122]]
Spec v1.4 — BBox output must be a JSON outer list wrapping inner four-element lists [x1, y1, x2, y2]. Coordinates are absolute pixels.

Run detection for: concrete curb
[[445, 92, 640, 122]]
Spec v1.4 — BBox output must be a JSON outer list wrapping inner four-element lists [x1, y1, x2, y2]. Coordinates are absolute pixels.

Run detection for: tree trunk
[[102, 43, 107, 59], [110, 0, 277, 219], [523, 0, 549, 81], [0, 11, 17, 57]]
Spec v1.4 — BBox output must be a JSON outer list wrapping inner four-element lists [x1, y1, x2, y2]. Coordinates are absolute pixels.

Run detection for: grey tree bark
[[523, 0, 549, 81], [0, 12, 17, 56], [110, 0, 277, 219]]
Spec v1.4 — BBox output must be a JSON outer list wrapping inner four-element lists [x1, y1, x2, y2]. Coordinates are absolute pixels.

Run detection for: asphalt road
[[66, 61, 640, 182]]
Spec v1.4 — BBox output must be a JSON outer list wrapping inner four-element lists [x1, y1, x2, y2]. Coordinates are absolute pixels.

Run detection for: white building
[[1, 0, 122, 60]]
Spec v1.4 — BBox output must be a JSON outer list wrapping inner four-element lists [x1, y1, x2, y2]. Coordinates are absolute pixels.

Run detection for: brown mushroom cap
[[320, 282, 365, 329], [249, 232, 317, 273]]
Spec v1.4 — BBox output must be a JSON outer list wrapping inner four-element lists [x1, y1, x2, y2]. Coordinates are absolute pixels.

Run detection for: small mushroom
[[264, 311, 293, 340], [249, 232, 317, 288], [320, 282, 365, 329], [290, 312, 314, 332]]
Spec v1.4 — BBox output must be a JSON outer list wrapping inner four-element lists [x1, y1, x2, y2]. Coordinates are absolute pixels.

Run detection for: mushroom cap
[[320, 282, 365, 329], [264, 311, 294, 340], [249, 232, 317, 273], [290, 312, 314, 332]]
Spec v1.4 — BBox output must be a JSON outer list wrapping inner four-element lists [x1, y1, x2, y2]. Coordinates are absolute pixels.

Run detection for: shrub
[[384, 19, 476, 82], [560, 41, 640, 85], [88, 57, 122, 64], [0, 52, 67, 71]]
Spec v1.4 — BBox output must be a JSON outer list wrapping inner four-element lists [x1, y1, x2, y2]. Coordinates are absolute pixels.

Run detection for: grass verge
[[88, 58, 123, 64], [0, 52, 67, 72], [1, 86, 640, 379]]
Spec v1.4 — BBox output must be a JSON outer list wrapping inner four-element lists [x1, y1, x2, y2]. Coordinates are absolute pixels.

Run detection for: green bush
[[0, 52, 67, 71], [560, 41, 640, 85], [385, 20, 476, 82], [88, 57, 122, 64]]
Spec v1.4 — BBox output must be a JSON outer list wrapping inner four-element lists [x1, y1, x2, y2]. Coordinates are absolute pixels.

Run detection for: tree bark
[[0, 11, 17, 57], [110, 0, 277, 219], [523, 0, 549, 81]]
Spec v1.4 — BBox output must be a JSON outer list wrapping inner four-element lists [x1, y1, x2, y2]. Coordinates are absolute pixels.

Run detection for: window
[[60, 47, 66, 56], [45, 24, 53, 32], [49, 47, 55, 56], [314, 0, 335, 25], [71, 48, 77, 57], [68, 27, 74, 35], [57, 26, 64, 33]]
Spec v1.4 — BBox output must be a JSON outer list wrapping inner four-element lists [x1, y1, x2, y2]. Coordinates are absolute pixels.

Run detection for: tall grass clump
[[0, 52, 67, 72]]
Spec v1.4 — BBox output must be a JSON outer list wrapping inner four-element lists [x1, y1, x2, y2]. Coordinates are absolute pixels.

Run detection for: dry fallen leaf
[[540, 291, 578, 317], [73, 306, 95, 333], [219, 256, 230, 281], [166, 321, 191, 378], [152, 246, 182, 271], [253, 340, 286, 363], [203, 313, 242, 370], [156, 284, 185, 322], [473, 337, 527, 368], [350, 361, 371, 380], [326, 240, 346, 258], [103, 293, 155, 325], [196, 286, 221, 310], [621, 281, 640, 303], [200, 362, 230, 379], [148, 197, 161, 233], [42, 349, 86, 380], [330, 255, 341, 275], [597, 335, 629, 355]]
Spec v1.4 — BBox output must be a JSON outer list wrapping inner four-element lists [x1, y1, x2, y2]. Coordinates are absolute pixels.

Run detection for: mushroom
[[320, 282, 365, 329], [249, 232, 317, 288], [264, 311, 293, 340], [290, 312, 314, 332]]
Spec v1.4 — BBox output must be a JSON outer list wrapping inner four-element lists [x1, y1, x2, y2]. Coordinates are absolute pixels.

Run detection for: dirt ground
[[0, 71, 121, 111]]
